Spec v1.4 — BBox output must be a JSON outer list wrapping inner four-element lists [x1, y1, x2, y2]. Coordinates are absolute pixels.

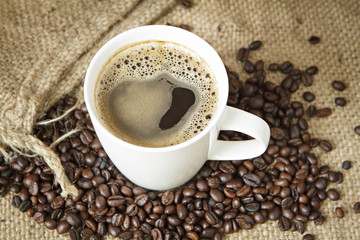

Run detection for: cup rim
[[84, 25, 228, 152]]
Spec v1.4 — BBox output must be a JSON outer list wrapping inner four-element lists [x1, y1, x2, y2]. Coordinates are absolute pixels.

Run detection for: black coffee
[[95, 41, 218, 147]]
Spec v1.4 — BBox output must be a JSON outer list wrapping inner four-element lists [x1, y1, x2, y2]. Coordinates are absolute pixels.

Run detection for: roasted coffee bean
[[108, 195, 125, 207], [19, 200, 32, 212], [319, 140, 333, 152], [302, 92, 315, 102], [335, 97, 346, 106], [306, 105, 317, 118], [167, 215, 181, 226], [237, 48, 250, 62], [335, 207, 344, 218], [204, 211, 219, 225], [161, 190, 174, 205], [280, 61, 293, 74], [56, 220, 70, 234], [316, 107, 332, 118], [119, 231, 133, 240], [245, 202, 260, 212], [12, 195, 21, 208], [243, 173, 261, 187], [235, 214, 254, 229], [305, 66, 318, 75], [301, 72, 313, 86], [327, 189, 340, 200], [336, 171, 344, 184], [353, 202, 360, 213], [126, 203, 138, 216], [210, 189, 225, 202], [342, 161, 351, 170], [249, 40, 262, 50], [314, 215, 326, 225], [108, 224, 121, 237], [34, 211, 46, 223], [303, 234, 315, 240], [332, 80, 346, 91], [309, 35, 320, 44], [268, 207, 282, 221], [244, 60, 255, 73], [44, 219, 57, 230], [328, 171, 338, 183], [269, 63, 279, 71], [319, 165, 329, 175], [314, 177, 328, 190], [66, 212, 82, 227], [278, 216, 291, 231]]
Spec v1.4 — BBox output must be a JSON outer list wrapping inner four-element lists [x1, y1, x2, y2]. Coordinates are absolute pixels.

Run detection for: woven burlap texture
[[1, 0, 359, 239]]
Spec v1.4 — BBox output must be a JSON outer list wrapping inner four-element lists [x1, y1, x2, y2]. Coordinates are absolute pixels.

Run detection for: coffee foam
[[95, 40, 218, 147]]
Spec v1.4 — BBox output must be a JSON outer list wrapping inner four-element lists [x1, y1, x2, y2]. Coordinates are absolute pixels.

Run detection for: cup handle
[[208, 106, 270, 160]]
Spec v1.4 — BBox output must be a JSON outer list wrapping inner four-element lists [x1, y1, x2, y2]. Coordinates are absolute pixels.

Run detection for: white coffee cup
[[84, 25, 270, 190]]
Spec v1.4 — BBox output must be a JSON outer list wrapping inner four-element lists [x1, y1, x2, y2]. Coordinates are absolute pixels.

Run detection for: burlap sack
[[0, 0, 359, 239]]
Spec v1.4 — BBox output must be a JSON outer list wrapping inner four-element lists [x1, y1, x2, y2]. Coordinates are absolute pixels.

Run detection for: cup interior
[[84, 25, 228, 151]]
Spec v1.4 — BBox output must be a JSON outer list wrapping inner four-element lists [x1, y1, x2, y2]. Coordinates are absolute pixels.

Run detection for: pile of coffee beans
[[0, 39, 356, 240]]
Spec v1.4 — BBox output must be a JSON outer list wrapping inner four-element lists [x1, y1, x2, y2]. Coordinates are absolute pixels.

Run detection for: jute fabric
[[0, 0, 359, 239]]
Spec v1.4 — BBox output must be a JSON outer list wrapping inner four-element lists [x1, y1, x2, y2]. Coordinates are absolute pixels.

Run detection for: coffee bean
[[66, 212, 82, 227], [235, 214, 254, 229], [280, 61, 293, 74], [305, 66, 318, 75], [108, 195, 125, 207], [327, 171, 336, 183], [319, 140, 333, 152], [210, 189, 225, 202], [332, 80, 346, 91], [12, 195, 21, 208], [309, 35, 320, 44], [118, 231, 132, 240], [278, 216, 291, 231], [281, 197, 294, 208], [332, 95, 346, 106], [268, 207, 281, 220], [243, 173, 261, 187], [354, 125, 360, 135], [306, 105, 317, 118], [314, 215, 325, 225], [269, 63, 279, 71], [353, 202, 360, 213], [244, 60, 255, 73], [314, 177, 328, 190], [237, 48, 250, 62], [34, 211, 46, 223], [249, 40, 262, 50], [316, 107, 332, 117], [245, 202, 260, 212], [43, 219, 57, 230], [19, 200, 32, 212], [167, 215, 181, 226], [161, 190, 174, 205], [303, 234, 315, 240], [204, 211, 219, 225], [327, 189, 340, 201], [302, 91, 315, 102], [56, 220, 70, 234], [334, 207, 344, 218], [270, 127, 286, 140], [108, 224, 121, 237], [301, 72, 313, 86], [342, 161, 351, 170]]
